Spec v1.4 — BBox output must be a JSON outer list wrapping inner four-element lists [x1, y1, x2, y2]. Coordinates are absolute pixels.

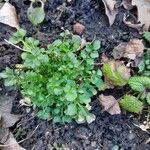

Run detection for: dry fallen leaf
[[101, 52, 109, 63], [1, 132, 26, 150], [0, 2, 19, 29], [0, 96, 24, 150], [102, 0, 118, 26], [113, 39, 144, 60], [0, 128, 9, 144], [132, 0, 150, 31], [99, 94, 121, 115], [0, 96, 20, 128], [124, 39, 144, 59]]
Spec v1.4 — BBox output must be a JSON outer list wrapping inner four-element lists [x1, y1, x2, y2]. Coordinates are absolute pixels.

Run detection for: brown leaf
[[101, 52, 109, 63], [132, 0, 150, 31], [112, 39, 144, 60], [0, 2, 19, 29], [112, 42, 127, 59], [102, 0, 118, 26], [1, 113, 20, 128], [1, 132, 26, 150], [0, 128, 9, 144], [0, 96, 20, 128], [124, 39, 144, 59], [0, 96, 13, 113], [99, 94, 121, 115]]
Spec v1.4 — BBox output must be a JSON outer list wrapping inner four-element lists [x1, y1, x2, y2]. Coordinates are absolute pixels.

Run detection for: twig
[[18, 124, 39, 144], [0, 125, 39, 148], [4, 39, 23, 51]]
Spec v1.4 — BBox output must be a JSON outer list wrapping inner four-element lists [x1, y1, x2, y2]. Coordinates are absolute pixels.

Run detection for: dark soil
[[0, 0, 150, 150]]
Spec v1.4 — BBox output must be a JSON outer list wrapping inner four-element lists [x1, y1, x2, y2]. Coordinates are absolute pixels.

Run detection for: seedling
[[0, 29, 103, 124], [27, 0, 46, 26]]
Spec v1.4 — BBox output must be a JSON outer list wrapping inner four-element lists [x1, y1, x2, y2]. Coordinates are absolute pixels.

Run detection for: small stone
[[91, 141, 97, 147], [73, 22, 85, 34], [26, 107, 31, 113], [128, 132, 136, 140], [67, 0, 72, 3], [85, 139, 90, 145]]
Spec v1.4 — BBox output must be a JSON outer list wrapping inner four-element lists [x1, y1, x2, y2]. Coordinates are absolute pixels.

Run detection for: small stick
[[0, 125, 39, 148], [4, 39, 23, 51], [18, 124, 39, 144]]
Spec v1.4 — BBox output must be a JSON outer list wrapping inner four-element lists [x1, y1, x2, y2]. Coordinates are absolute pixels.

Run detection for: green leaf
[[4, 79, 16, 87], [9, 29, 26, 44], [146, 93, 150, 104], [53, 116, 62, 123], [128, 76, 150, 92], [27, 1, 45, 26], [0, 72, 8, 78], [143, 32, 150, 44], [53, 39, 62, 46], [72, 35, 81, 50], [53, 108, 60, 114], [86, 113, 95, 124], [65, 89, 77, 101], [66, 103, 77, 116], [37, 109, 50, 120], [62, 116, 72, 123], [93, 40, 101, 50], [54, 88, 63, 95], [102, 60, 130, 86], [23, 37, 39, 52], [119, 95, 143, 113], [79, 94, 91, 104], [76, 114, 85, 124], [138, 61, 145, 73], [80, 51, 87, 59], [86, 44, 93, 52], [90, 51, 99, 58], [97, 69, 102, 76]]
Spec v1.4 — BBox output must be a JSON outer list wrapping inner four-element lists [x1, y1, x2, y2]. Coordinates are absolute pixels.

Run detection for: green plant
[[138, 48, 150, 76], [102, 60, 130, 86], [119, 76, 150, 113], [119, 95, 143, 113], [128, 76, 150, 104], [119, 33, 150, 114], [27, 0, 45, 26], [138, 32, 150, 76], [0, 29, 104, 124]]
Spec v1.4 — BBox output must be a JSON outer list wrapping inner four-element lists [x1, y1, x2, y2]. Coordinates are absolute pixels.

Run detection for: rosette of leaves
[[102, 60, 130, 86], [0, 29, 104, 124]]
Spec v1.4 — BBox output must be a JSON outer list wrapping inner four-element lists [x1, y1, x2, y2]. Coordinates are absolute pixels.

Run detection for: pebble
[[128, 132, 136, 140], [73, 22, 85, 35], [91, 141, 97, 147]]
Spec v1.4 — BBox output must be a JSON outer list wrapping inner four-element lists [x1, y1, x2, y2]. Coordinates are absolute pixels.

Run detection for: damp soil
[[0, 0, 150, 150]]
